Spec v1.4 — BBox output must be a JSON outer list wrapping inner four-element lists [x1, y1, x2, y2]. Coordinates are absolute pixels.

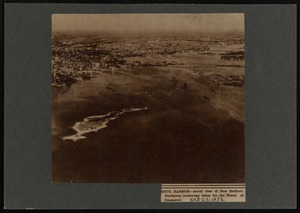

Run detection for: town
[[52, 34, 244, 88]]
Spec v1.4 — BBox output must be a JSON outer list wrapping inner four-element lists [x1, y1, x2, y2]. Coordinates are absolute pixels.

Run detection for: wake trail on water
[[62, 107, 147, 142]]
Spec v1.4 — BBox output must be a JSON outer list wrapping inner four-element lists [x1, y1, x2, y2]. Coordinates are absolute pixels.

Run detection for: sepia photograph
[[51, 13, 245, 184]]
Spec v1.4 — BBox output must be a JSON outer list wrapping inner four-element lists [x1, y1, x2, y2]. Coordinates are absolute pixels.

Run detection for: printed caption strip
[[161, 183, 246, 202]]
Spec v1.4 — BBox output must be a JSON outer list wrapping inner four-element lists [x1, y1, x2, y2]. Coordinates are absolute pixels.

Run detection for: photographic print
[[51, 14, 245, 188]]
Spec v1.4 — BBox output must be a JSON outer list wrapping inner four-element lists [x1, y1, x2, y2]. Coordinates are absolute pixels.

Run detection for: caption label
[[161, 184, 245, 202]]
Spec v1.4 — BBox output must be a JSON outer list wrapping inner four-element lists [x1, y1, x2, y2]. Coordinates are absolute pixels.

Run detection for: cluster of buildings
[[214, 74, 245, 87], [51, 35, 244, 87], [51, 41, 128, 87], [220, 51, 245, 60]]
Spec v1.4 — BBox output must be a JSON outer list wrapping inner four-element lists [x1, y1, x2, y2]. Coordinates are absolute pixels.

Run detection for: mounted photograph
[[51, 13, 245, 186]]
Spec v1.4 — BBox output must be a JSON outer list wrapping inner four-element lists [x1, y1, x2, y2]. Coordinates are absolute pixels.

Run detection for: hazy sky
[[52, 14, 244, 34]]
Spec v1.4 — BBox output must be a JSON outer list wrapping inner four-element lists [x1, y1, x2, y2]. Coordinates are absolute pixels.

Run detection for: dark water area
[[52, 72, 245, 183]]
